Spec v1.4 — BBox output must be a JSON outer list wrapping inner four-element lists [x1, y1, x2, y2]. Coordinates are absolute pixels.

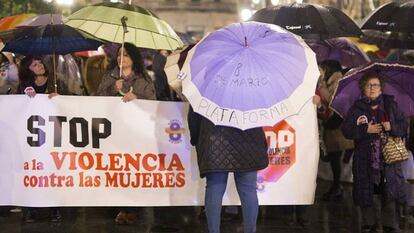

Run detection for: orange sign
[[258, 120, 296, 184]]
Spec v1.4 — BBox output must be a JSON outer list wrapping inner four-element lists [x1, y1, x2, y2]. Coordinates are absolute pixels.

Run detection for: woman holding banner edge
[[17, 55, 64, 223], [96, 42, 156, 224]]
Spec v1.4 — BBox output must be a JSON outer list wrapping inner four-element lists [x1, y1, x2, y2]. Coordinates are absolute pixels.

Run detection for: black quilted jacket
[[188, 107, 268, 178]]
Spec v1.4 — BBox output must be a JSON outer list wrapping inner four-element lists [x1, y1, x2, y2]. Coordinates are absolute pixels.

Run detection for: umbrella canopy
[[250, 3, 362, 40], [65, 2, 183, 50], [361, 1, 414, 33], [164, 44, 195, 100], [17, 14, 65, 27], [331, 62, 414, 118], [1, 24, 103, 55], [306, 37, 371, 68], [180, 22, 319, 130], [0, 14, 36, 31], [359, 30, 414, 49]]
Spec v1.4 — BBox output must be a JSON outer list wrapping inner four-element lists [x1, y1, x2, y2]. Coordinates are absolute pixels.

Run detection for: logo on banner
[[257, 120, 296, 191], [165, 120, 185, 144]]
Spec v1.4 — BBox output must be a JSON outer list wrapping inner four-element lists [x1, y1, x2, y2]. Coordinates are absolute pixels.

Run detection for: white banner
[[0, 95, 319, 207]]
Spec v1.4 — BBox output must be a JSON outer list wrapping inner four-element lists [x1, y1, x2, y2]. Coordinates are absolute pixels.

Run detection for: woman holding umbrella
[[341, 72, 408, 233], [96, 42, 156, 224], [96, 42, 156, 102]]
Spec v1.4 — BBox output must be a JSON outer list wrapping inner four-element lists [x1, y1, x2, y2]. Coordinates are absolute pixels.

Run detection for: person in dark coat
[[342, 72, 408, 233], [188, 107, 268, 233], [152, 52, 172, 101]]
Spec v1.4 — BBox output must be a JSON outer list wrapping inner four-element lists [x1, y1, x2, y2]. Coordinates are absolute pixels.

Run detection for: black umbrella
[[359, 30, 414, 49], [250, 3, 362, 40], [386, 49, 414, 65], [1, 24, 103, 92], [361, 1, 414, 33], [1, 24, 103, 55]]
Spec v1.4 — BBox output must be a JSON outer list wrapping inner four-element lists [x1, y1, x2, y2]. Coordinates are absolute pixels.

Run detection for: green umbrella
[[65, 2, 183, 50]]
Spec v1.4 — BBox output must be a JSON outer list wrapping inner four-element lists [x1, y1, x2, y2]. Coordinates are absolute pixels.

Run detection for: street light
[[43, 0, 73, 6], [241, 8, 253, 21], [271, 0, 279, 6], [56, 0, 73, 6]]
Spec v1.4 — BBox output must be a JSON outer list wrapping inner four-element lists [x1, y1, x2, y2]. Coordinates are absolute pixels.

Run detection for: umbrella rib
[[113, 25, 122, 43], [385, 70, 414, 103], [165, 34, 173, 50], [150, 32, 157, 49]]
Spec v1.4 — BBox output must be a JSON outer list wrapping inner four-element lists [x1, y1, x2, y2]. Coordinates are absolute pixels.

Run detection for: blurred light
[[44, 0, 53, 2], [241, 9, 253, 21], [271, 0, 279, 5], [110, 0, 120, 2], [296, 0, 303, 3], [251, 0, 260, 4], [56, 0, 73, 6]]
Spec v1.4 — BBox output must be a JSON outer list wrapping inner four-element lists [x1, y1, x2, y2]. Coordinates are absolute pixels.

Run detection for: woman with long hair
[[96, 43, 156, 224], [96, 42, 156, 102]]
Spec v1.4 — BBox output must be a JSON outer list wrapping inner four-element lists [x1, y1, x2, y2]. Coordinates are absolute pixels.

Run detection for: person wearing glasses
[[342, 72, 408, 233]]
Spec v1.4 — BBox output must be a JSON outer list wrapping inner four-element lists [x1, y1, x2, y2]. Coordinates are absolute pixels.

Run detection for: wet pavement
[[0, 180, 413, 233]]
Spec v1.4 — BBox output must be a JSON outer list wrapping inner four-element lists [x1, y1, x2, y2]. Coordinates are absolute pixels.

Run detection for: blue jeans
[[205, 171, 258, 233]]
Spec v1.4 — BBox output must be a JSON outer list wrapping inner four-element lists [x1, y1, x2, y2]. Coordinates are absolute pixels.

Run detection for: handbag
[[381, 134, 409, 164]]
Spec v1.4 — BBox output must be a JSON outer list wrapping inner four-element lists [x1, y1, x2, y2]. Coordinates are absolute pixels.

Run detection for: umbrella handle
[[121, 16, 128, 33], [119, 16, 128, 81], [118, 87, 133, 96]]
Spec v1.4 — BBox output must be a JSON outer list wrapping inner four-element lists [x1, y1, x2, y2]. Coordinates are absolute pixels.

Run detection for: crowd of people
[[1, 40, 414, 233], [314, 55, 414, 233]]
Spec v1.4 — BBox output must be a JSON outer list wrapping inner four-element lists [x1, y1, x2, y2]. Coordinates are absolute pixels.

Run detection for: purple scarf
[[367, 95, 386, 185]]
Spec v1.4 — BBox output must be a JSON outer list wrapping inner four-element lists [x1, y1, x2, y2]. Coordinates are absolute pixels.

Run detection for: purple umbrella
[[306, 37, 371, 68], [180, 22, 319, 130], [331, 62, 414, 118]]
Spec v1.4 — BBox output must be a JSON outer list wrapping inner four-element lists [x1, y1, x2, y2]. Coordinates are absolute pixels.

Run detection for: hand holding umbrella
[[117, 16, 133, 96]]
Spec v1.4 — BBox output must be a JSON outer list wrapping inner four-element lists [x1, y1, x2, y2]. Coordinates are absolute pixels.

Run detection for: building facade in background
[[87, 0, 404, 37]]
